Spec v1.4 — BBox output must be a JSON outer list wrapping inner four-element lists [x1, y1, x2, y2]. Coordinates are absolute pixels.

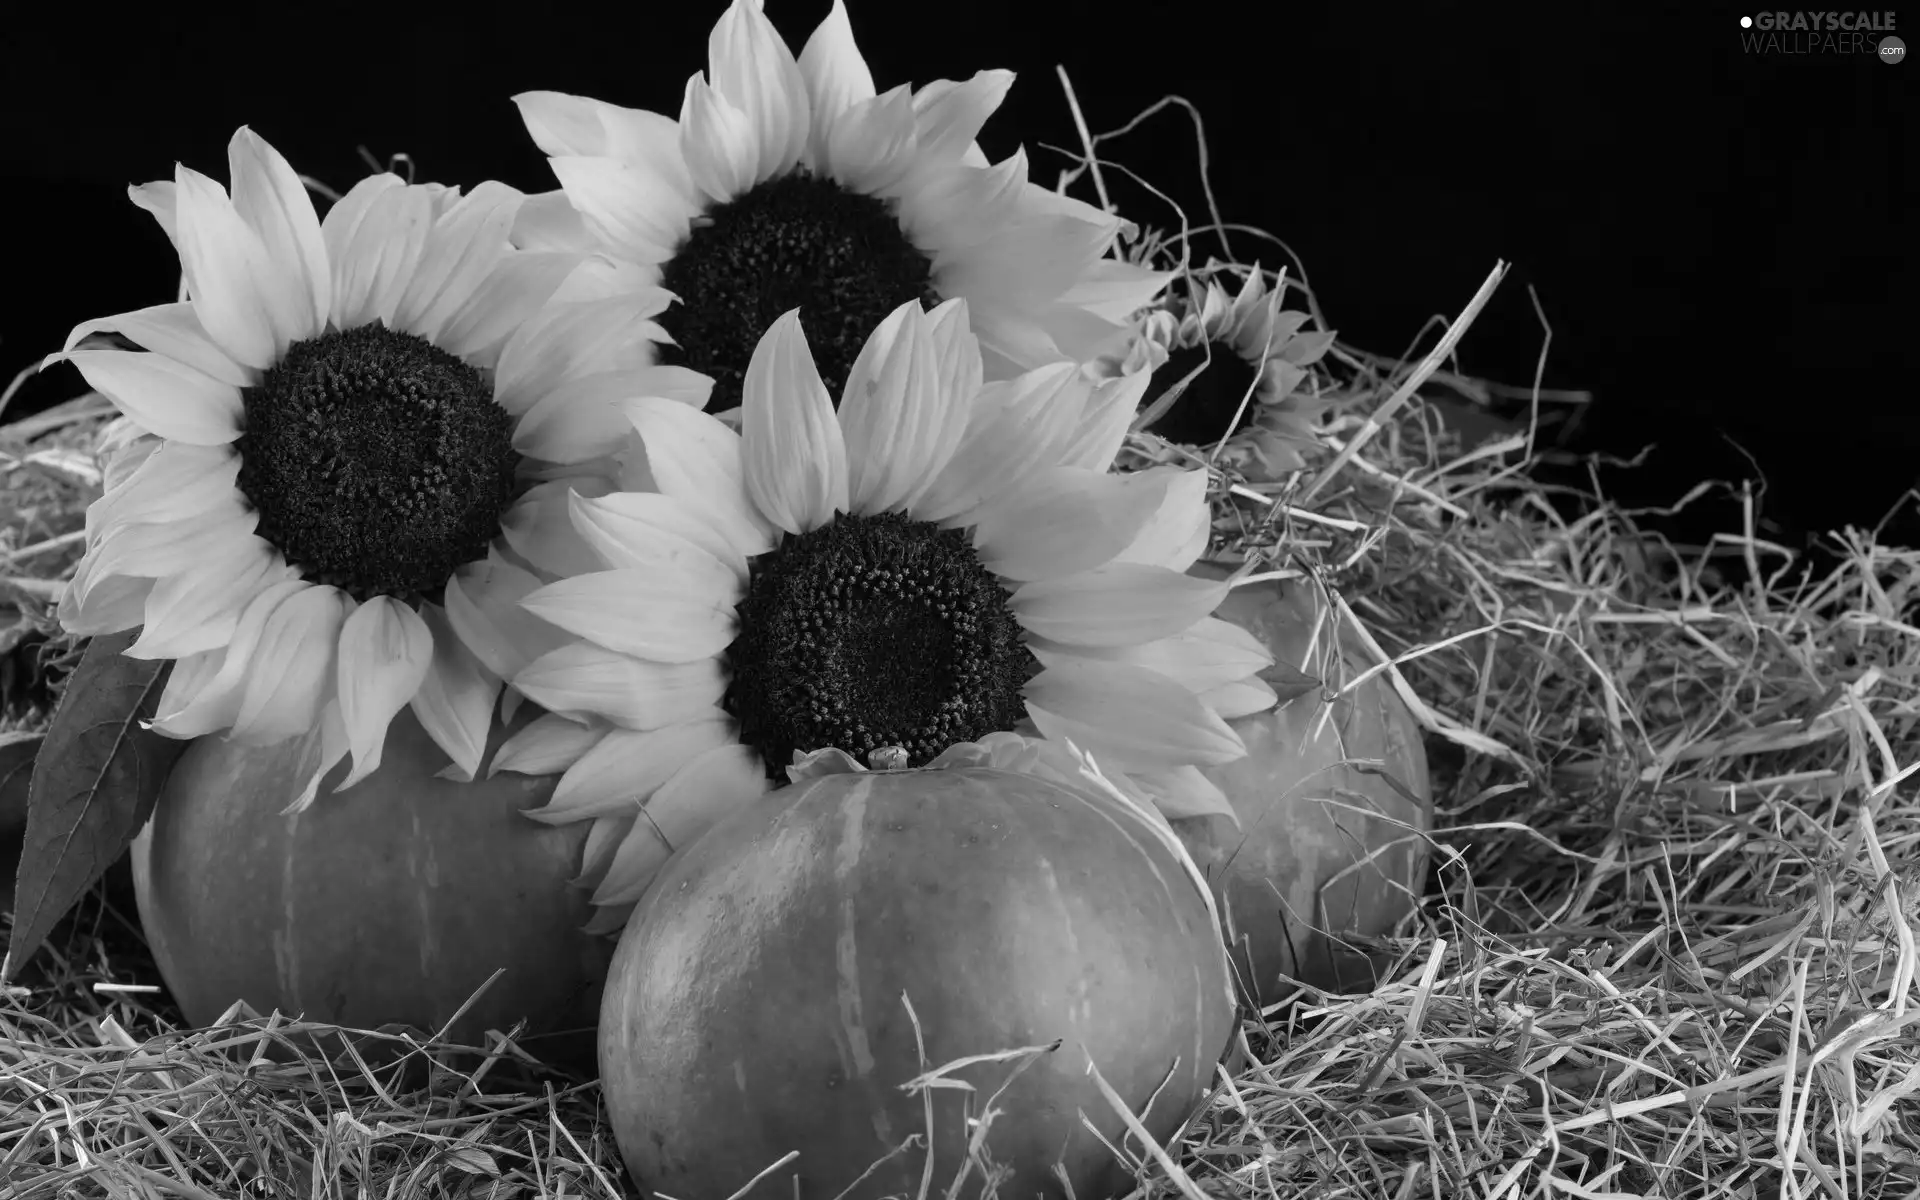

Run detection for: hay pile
[[5, 93, 1917, 1200]]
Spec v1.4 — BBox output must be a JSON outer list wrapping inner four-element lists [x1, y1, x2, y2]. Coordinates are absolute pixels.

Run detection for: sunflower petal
[[520, 570, 736, 663], [171, 164, 282, 370], [334, 596, 435, 789], [514, 91, 693, 178], [500, 477, 615, 580], [912, 362, 1082, 523], [910, 70, 1014, 165], [1112, 466, 1213, 572], [325, 177, 434, 331], [227, 127, 330, 339], [66, 350, 243, 446], [86, 506, 258, 582], [434, 250, 581, 364], [707, 0, 810, 182], [679, 74, 760, 205], [619, 395, 777, 559], [1025, 657, 1246, 771], [1200, 677, 1280, 720], [568, 490, 749, 583], [970, 466, 1169, 583], [512, 367, 709, 465], [64, 302, 251, 388], [408, 601, 502, 782], [1057, 369, 1149, 473], [526, 716, 736, 824], [742, 309, 847, 534], [1029, 616, 1272, 695], [797, 0, 876, 157], [126, 537, 282, 660], [495, 291, 673, 414], [443, 551, 572, 681], [138, 583, 311, 739], [60, 572, 153, 638], [229, 585, 350, 746], [1011, 563, 1230, 648], [548, 155, 695, 265], [592, 742, 769, 906], [823, 85, 920, 197], [393, 181, 522, 343], [490, 711, 607, 778], [838, 300, 965, 517], [128, 180, 178, 249], [90, 442, 240, 531], [564, 492, 746, 597], [153, 648, 225, 725], [513, 642, 727, 731]]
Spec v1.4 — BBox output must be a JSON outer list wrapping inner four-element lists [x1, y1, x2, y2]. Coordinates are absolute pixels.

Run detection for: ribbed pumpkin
[[1173, 563, 1432, 1005], [600, 765, 1235, 1200], [131, 705, 610, 1070]]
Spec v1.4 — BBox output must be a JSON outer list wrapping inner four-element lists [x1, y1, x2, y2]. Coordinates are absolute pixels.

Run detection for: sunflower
[[1125, 263, 1340, 479], [491, 298, 1280, 930], [509, 0, 1169, 454], [55, 128, 691, 809]]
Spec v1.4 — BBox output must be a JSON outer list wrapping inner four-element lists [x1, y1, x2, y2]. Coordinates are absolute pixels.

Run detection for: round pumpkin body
[[132, 705, 610, 1070], [1175, 563, 1432, 1004], [600, 766, 1235, 1200]]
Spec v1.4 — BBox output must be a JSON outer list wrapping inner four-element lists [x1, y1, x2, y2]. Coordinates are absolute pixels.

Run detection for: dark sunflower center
[[722, 512, 1035, 778], [1140, 341, 1262, 446], [235, 323, 519, 602], [656, 172, 943, 413]]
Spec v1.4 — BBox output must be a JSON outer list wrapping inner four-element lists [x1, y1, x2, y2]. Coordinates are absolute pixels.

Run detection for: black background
[[1, 2, 1911, 552]]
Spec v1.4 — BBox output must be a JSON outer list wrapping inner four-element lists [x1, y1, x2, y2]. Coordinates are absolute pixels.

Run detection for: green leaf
[[2, 629, 188, 982], [1260, 659, 1324, 708], [0, 730, 44, 921]]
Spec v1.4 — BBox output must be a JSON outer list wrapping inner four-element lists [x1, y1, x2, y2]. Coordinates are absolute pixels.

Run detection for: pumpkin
[[1173, 562, 1432, 1005], [600, 765, 1234, 1199], [131, 704, 611, 1071]]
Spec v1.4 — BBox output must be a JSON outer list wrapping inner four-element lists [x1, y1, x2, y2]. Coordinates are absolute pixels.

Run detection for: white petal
[[513, 90, 688, 169], [1058, 369, 1150, 472], [1025, 657, 1245, 771], [619, 395, 778, 558], [1011, 564, 1230, 648], [838, 301, 964, 517], [1200, 677, 1280, 721], [526, 716, 736, 824], [335, 597, 435, 788], [925, 296, 983, 411], [153, 648, 225, 725], [443, 551, 572, 681], [520, 570, 736, 663], [64, 302, 250, 388], [1112, 467, 1212, 572], [495, 290, 673, 413], [969, 467, 1170, 583], [128, 180, 178, 249], [1057, 258, 1177, 324], [910, 71, 1014, 165], [510, 188, 593, 252], [86, 506, 258, 582], [568, 490, 748, 583], [226, 127, 330, 339], [511, 367, 707, 466], [514, 642, 727, 730], [92, 442, 240, 531], [282, 700, 352, 816], [823, 85, 920, 196], [66, 350, 242, 446], [678, 74, 761, 205], [565, 492, 746, 597], [592, 742, 769, 905], [325, 176, 434, 330], [741, 309, 847, 534], [434, 251, 583, 364], [706, 0, 811, 181], [500, 478, 615, 580], [60, 571, 153, 637], [392, 181, 522, 344], [1030, 616, 1272, 695], [490, 711, 609, 778], [170, 164, 284, 370], [408, 601, 503, 782], [912, 362, 1082, 524], [126, 538, 282, 660], [229, 585, 351, 746], [1128, 765, 1237, 824], [797, 0, 876, 160], [548, 155, 696, 265]]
